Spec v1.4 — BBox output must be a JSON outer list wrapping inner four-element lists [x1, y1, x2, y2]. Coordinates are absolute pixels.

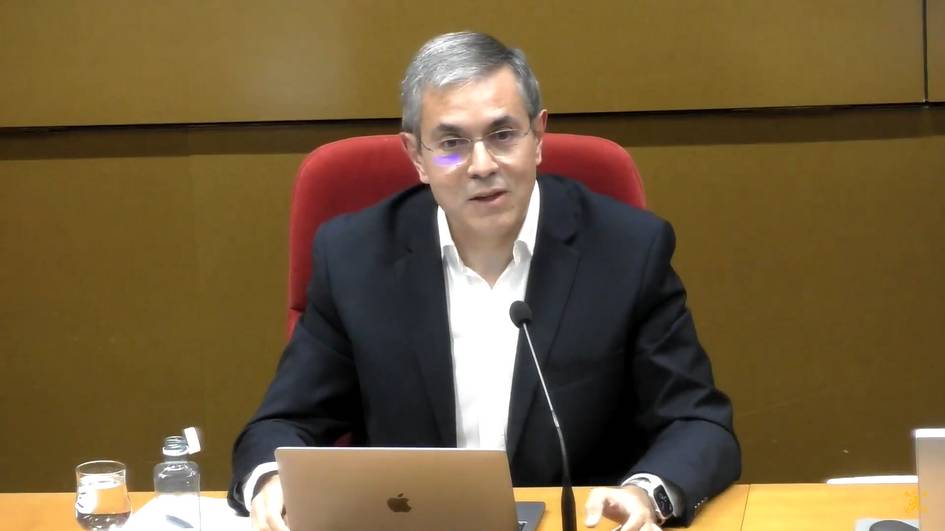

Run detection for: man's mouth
[[470, 190, 505, 202]]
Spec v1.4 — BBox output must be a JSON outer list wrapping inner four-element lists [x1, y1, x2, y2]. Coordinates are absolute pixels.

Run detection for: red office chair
[[286, 133, 646, 337]]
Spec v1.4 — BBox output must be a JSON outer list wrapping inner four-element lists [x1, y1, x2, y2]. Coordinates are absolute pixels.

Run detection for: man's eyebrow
[[430, 124, 465, 136], [487, 115, 519, 129], [429, 115, 523, 137]]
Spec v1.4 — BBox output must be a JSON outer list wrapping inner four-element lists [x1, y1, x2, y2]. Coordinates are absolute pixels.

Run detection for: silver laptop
[[275, 447, 543, 531]]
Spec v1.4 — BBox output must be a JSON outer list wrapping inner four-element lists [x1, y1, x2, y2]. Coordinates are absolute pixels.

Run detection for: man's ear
[[400, 132, 429, 184], [533, 109, 549, 166]]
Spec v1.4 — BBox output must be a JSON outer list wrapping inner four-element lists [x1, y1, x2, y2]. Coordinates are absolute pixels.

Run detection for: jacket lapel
[[392, 188, 457, 447], [506, 177, 581, 464]]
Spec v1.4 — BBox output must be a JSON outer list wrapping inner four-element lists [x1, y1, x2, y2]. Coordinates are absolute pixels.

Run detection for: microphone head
[[509, 300, 532, 328]]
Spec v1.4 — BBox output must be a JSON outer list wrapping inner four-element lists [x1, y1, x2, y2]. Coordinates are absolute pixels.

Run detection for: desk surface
[[0, 483, 918, 531], [741, 484, 918, 531]]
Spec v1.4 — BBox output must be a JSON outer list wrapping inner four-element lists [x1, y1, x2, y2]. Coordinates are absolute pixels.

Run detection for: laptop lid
[[275, 447, 526, 531], [915, 428, 945, 530]]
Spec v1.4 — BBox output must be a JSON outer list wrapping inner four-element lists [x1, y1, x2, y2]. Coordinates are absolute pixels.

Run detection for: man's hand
[[250, 473, 290, 531], [584, 486, 662, 531]]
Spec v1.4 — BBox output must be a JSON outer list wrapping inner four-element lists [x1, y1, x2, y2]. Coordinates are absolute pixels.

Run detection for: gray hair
[[400, 32, 543, 136]]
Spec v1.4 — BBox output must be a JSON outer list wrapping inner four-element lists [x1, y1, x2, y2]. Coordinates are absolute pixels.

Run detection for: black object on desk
[[869, 520, 918, 531]]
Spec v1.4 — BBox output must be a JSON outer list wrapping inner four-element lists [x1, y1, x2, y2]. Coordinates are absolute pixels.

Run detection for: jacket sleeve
[[623, 220, 741, 525]]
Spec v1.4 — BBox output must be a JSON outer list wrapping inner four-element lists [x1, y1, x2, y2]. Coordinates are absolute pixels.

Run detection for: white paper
[[125, 496, 250, 530]]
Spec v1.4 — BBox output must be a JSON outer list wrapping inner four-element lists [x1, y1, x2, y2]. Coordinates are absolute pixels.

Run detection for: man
[[230, 32, 740, 531]]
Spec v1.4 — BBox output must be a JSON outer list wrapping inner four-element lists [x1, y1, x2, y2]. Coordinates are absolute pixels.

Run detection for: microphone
[[509, 301, 576, 531]]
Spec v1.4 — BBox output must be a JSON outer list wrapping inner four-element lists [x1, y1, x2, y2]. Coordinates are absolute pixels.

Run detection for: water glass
[[75, 460, 132, 529]]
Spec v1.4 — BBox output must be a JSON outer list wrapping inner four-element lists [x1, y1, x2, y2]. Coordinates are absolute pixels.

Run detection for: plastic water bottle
[[153, 427, 202, 530]]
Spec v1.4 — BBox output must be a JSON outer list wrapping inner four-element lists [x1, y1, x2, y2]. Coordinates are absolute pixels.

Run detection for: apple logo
[[387, 493, 412, 513]]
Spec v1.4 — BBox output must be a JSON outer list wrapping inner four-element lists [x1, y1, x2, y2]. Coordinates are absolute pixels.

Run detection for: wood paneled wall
[[0, 0, 930, 127]]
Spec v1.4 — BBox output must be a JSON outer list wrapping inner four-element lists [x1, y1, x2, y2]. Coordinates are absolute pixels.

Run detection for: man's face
[[402, 66, 547, 245]]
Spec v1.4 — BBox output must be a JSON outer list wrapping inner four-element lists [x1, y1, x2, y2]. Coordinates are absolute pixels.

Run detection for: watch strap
[[625, 476, 673, 525]]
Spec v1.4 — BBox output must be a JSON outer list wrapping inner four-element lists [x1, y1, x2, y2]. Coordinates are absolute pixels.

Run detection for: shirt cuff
[[621, 472, 684, 519], [242, 461, 280, 511]]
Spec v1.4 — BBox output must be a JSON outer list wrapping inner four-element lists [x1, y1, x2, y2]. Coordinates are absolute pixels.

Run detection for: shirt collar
[[437, 181, 541, 267]]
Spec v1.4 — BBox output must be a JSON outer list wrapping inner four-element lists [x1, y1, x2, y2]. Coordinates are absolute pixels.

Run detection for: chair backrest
[[286, 132, 646, 337]]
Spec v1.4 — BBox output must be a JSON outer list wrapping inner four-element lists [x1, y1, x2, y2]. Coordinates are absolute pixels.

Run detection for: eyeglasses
[[419, 126, 533, 167]]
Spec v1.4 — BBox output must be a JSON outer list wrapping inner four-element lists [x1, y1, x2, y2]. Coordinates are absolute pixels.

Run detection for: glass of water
[[75, 460, 132, 529]]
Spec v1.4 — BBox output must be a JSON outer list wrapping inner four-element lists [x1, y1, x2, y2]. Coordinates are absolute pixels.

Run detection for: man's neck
[[449, 223, 520, 287], [441, 182, 537, 287]]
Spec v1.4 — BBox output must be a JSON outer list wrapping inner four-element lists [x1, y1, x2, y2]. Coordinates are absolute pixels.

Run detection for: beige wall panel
[[0, 154, 206, 491], [187, 152, 300, 490], [0, 147, 302, 492], [637, 135, 945, 482], [929, 0, 945, 101], [0, 3, 191, 128], [0, 0, 926, 127]]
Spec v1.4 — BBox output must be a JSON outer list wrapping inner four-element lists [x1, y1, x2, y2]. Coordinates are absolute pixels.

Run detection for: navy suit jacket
[[230, 175, 740, 524]]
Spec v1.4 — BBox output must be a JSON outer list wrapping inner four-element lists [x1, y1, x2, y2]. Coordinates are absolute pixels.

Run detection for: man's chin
[[468, 212, 525, 240]]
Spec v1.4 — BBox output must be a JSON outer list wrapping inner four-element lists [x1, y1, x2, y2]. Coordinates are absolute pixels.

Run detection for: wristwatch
[[626, 476, 674, 525]]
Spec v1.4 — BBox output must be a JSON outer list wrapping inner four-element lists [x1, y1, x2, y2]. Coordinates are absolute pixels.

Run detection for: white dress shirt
[[438, 183, 539, 449]]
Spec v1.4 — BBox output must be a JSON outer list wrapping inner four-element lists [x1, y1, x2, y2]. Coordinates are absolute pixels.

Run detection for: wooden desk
[[520, 485, 749, 530], [741, 483, 918, 531], [1, 486, 746, 531], [0, 484, 916, 531]]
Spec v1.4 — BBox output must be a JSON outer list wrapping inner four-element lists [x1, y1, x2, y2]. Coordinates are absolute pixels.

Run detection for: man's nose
[[467, 139, 499, 178]]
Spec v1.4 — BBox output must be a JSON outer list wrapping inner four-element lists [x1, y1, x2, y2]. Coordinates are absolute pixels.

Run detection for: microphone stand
[[518, 318, 577, 531]]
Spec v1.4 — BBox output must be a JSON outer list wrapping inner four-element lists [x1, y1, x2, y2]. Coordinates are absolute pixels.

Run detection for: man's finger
[[250, 478, 289, 531], [619, 512, 646, 531], [265, 508, 290, 531], [584, 487, 610, 527], [620, 513, 649, 531], [264, 489, 290, 531], [250, 496, 267, 531], [251, 511, 268, 530]]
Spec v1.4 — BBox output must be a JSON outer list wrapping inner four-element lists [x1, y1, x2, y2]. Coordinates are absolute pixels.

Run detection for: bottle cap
[[183, 426, 202, 455]]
